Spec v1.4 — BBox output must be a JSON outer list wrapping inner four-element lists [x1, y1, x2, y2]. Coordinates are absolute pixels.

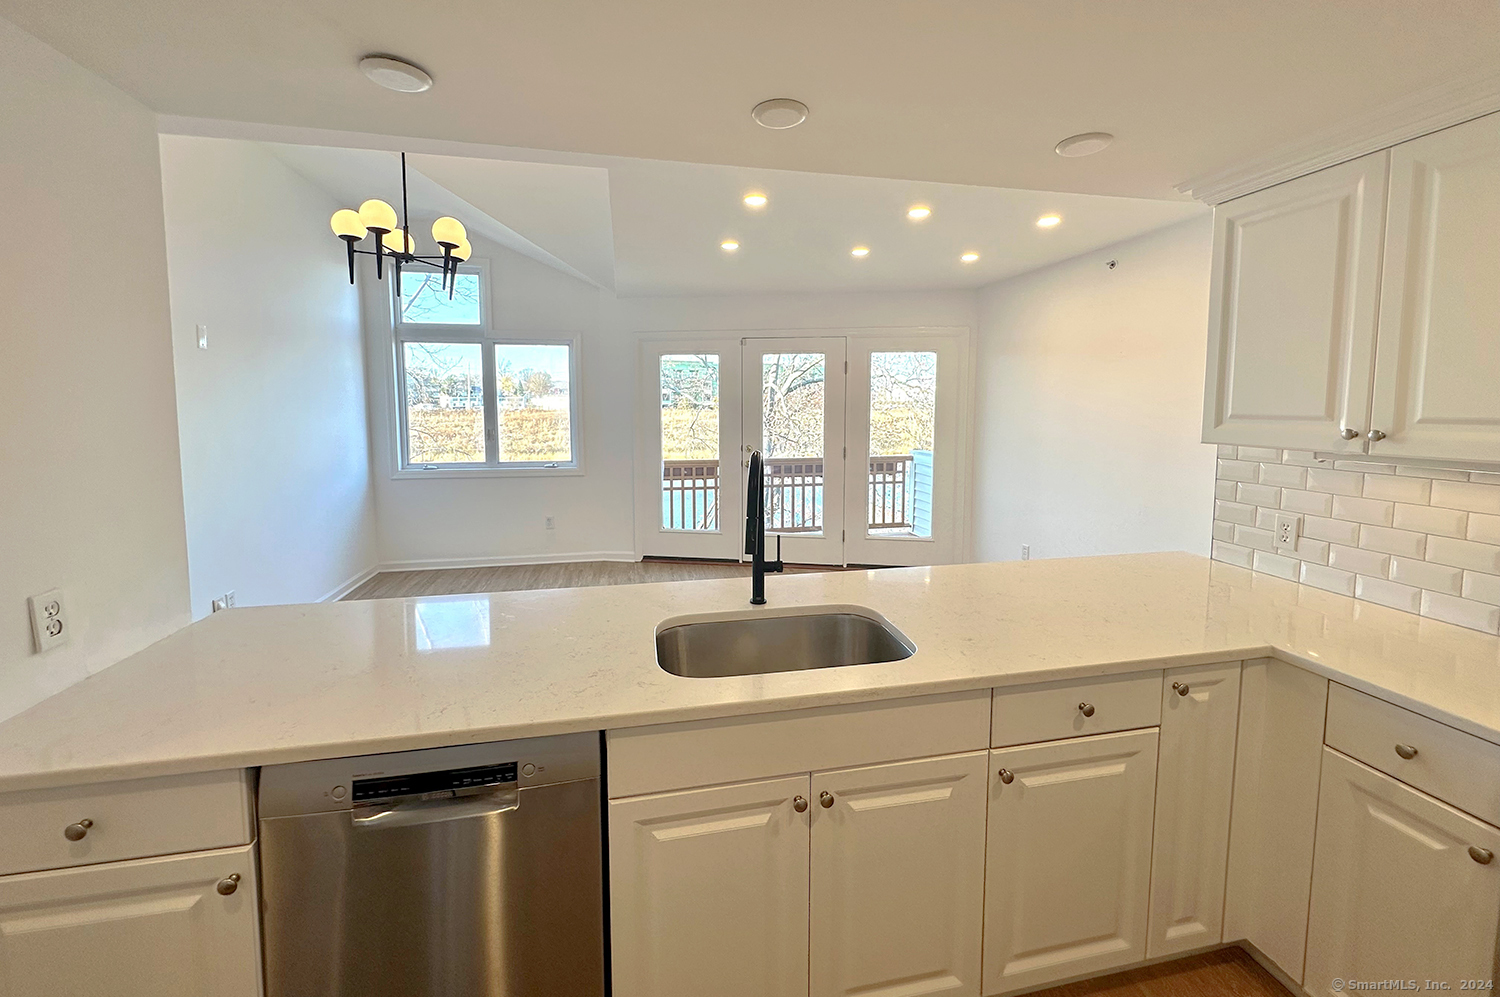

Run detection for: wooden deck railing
[[661, 455, 914, 532]]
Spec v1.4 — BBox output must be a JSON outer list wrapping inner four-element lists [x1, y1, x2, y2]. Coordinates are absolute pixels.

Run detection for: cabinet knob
[[63, 819, 93, 842], [1367, 429, 1387, 443], [819, 791, 835, 809], [1394, 743, 1419, 760], [1172, 682, 1190, 697], [216, 873, 241, 896], [1340, 427, 1360, 440], [998, 768, 1015, 785], [792, 795, 808, 813], [1078, 702, 1095, 717], [1471, 846, 1494, 865]]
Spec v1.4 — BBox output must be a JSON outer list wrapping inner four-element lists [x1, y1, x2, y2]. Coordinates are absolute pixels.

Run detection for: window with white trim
[[394, 264, 580, 471]]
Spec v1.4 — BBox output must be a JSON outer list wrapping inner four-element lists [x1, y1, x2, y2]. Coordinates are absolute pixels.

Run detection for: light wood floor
[[1027, 948, 1291, 997], [342, 558, 835, 601]]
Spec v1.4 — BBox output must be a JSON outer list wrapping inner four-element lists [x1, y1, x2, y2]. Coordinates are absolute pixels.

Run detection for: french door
[[637, 331, 966, 567]]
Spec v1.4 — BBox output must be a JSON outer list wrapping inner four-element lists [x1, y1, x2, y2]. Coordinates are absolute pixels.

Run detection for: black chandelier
[[328, 152, 472, 295]]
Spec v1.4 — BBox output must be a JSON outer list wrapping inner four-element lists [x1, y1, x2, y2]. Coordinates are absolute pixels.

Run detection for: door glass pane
[[495, 344, 572, 464], [761, 353, 826, 534], [660, 354, 720, 531], [403, 342, 484, 464], [868, 351, 937, 538]]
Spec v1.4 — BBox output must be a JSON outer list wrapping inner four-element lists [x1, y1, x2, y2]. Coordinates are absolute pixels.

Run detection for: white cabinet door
[[983, 729, 1159, 995], [1369, 112, 1500, 461], [1305, 749, 1500, 992], [1147, 662, 1241, 959], [609, 775, 811, 997], [1202, 152, 1388, 451], [810, 752, 987, 997], [0, 844, 260, 997]]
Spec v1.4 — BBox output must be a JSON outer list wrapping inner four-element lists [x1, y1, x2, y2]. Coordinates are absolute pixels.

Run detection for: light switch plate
[[1273, 513, 1302, 552], [28, 589, 69, 653], [196, 324, 209, 350]]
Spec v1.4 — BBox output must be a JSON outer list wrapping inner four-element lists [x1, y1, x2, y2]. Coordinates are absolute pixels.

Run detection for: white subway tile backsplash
[[1355, 575, 1423, 614], [1390, 556, 1464, 595], [1331, 495, 1394, 527], [1393, 503, 1468, 539], [1213, 452, 1500, 635], [1426, 536, 1500, 574], [1329, 544, 1390, 578], [1306, 468, 1364, 496], [1362, 474, 1431, 504], [1431, 479, 1500, 515], [1420, 592, 1500, 635], [1300, 562, 1356, 596], [1357, 524, 1427, 559], [1468, 513, 1500, 546], [1464, 572, 1500, 607], [1237, 482, 1281, 508]]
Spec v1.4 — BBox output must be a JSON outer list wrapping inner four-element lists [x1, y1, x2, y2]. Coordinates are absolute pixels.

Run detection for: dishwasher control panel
[[352, 761, 518, 802]]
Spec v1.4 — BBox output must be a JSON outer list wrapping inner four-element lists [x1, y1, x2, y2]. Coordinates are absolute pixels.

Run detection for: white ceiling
[[5, 0, 1500, 198], [265, 142, 1201, 296]]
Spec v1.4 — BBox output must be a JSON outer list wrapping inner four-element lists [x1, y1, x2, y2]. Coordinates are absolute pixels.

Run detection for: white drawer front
[[1325, 683, 1500, 826], [991, 672, 1163, 747], [0, 770, 253, 876]]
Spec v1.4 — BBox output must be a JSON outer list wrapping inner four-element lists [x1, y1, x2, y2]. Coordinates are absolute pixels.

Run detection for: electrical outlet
[[211, 591, 236, 613], [1021, 544, 1031, 561], [1274, 513, 1302, 552], [196, 324, 209, 350], [545, 516, 556, 530], [27, 589, 69, 653], [224, 590, 236, 608]]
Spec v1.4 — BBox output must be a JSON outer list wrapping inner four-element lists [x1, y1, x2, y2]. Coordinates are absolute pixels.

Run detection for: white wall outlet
[[211, 591, 236, 613], [224, 590, 236, 608], [1273, 513, 1302, 552], [1021, 544, 1031, 561], [27, 589, 69, 653], [545, 516, 556, 530], [196, 324, 209, 350]]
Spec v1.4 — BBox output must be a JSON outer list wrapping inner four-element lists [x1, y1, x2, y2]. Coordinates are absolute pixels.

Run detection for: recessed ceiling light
[[1036, 214, 1062, 229], [960, 252, 980, 263], [907, 205, 931, 221], [359, 55, 433, 93], [751, 98, 809, 129], [1055, 132, 1114, 157], [743, 192, 768, 209], [720, 240, 740, 252], [850, 246, 870, 258]]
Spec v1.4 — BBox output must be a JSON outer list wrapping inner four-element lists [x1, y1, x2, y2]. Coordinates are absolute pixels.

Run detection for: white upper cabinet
[[1202, 152, 1389, 452], [1369, 112, 1500, 462]]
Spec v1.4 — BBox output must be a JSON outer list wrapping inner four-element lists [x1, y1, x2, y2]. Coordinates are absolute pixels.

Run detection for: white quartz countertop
[[3, 552, 1500, 792]]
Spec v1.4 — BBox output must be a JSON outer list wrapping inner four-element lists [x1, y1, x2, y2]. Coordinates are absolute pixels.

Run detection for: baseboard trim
[[373, 550, 641, 572], [316, 564, 382, 603]]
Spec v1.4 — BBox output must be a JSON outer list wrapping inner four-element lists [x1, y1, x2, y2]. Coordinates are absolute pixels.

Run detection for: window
[[393, 264, 579, 471]]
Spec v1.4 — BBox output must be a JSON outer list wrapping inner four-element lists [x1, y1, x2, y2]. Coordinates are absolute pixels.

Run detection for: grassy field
[[408, 408, 572, 464]]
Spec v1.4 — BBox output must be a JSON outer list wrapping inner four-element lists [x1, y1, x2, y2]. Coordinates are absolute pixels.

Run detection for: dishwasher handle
[[351, 786, 519, 830]]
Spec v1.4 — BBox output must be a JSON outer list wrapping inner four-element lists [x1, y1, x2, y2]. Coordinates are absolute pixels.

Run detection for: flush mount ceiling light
[[907, 205, 931, 221], [1036, 213, 1062, 228], [960, 252, 980, 263], [850, 246, 870, 258], [328, 153, 470, 290], [721, 239, 740, 252], [1054, 132, 1113, 157], [743, 192, 768, 209], [359, 55, 433, 93], [751, 98, 808, 129]]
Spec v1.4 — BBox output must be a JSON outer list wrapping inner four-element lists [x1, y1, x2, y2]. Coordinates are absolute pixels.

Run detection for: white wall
[[972, 219, 1216, 562], [0, 17, 191, 721], [160, 136, 378, 618]]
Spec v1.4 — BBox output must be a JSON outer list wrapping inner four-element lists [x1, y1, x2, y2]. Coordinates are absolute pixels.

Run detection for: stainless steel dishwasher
[[257, 731, 605, 997]]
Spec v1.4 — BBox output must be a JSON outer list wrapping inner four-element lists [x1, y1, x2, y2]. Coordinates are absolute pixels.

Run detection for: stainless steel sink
[[656, 607, 915, 678]]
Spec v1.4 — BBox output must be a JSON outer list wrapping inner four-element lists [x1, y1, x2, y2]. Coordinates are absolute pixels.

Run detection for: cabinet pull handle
[[819, 791, 835, 809], [1078, 702, 1095, 717], [216, 873, 241, 896], [792, 795, 808, 813], [1340, 428, 1360, 440], [1367, 429, 1387, 443], [1471, 846, 1494, 865], [1394, 743, 1419, 760], [63, 819, 93, 842], [998, 768, 1015, 785], [1172, 682, 1190, 697]]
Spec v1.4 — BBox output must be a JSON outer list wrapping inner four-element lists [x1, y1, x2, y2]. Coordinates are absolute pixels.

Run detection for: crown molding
[[1176, 67, 1500, 205]]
